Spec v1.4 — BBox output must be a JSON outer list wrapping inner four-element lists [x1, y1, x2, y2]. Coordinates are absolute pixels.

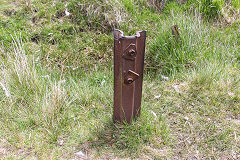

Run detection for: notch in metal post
[[113, 29, 146, 123]]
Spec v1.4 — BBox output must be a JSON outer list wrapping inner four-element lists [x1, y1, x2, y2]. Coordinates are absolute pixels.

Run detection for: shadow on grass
[[88, 110, 170, 158]]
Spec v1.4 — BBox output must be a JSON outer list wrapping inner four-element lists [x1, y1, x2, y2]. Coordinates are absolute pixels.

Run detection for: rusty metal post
[[113, 29, 146, 123]]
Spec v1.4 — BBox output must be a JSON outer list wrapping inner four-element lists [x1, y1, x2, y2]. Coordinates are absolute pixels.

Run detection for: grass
[[0, 0, 240, 159], [148, 11, 240, 75]]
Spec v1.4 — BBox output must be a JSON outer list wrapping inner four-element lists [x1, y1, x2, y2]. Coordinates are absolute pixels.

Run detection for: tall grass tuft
[[68, 0, 128, 32], [148, 12, 204, 75], [0, 34, 71, 144], [0, 34, 40, 102], [148, 10, 240, 75]]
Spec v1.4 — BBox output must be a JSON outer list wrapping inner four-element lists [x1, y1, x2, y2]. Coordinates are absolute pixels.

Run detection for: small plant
[[200, 0, 224, 20]]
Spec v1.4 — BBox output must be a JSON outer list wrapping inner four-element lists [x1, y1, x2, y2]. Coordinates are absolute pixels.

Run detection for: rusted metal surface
[[113, 29, 146, 123], [171, 25, 180, 37]]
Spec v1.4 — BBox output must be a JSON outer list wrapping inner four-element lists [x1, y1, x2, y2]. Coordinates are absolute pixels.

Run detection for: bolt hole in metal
[[124, 70, 139, 85], [129, 49, 135, 56], [127, 78, 134, 84]]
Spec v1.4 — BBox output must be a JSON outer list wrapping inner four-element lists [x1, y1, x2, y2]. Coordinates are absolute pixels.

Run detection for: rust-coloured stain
[[113, 29, 146, 123], [171, 25, 180, 37]]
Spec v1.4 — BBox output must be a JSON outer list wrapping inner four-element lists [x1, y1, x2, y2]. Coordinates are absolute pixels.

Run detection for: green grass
[[0, 0, 240, 159], [148, 12, 240, 75]]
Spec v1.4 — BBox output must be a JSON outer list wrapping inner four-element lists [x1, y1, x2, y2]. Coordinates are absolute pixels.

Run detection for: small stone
[[74, 151, 85, 157], [58, 139, 64, 146], [154, 94, 161, 99], [228, 92, 234, 97], [161, 75, 169, 81], [173, 85, 180, 93], [72, 67, 78, 70], [184, 116, 189, 121], [65, 8, 70, 16]]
